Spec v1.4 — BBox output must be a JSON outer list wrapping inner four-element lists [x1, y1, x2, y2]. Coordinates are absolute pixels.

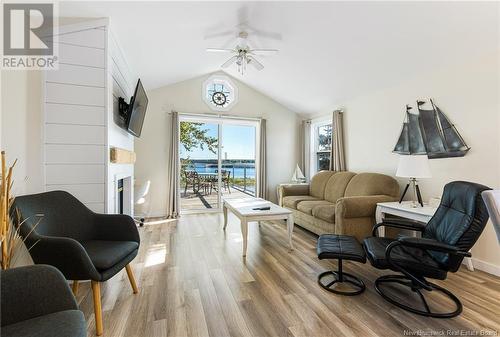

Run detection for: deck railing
[[181, 159, 256, 196]]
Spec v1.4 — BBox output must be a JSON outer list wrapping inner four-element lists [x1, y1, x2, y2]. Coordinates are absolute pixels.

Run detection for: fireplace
[[114, 174, 133, 216], [117, 179, 124, 214]]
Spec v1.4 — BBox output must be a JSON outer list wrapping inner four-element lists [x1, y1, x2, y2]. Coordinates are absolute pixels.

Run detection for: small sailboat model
[[291, 164, 306, 183], [393, 99, 470, 159]]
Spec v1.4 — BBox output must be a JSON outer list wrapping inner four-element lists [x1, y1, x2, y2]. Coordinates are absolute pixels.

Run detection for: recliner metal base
[[318, 259, 366, 296], [375, 275, 462, 318]]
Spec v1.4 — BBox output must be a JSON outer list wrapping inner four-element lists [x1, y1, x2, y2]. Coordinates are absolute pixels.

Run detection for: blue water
[[187, 162, 255, 179]]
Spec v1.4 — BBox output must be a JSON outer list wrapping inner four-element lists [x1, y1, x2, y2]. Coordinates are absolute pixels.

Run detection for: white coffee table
[[223, 197, 294, 257]]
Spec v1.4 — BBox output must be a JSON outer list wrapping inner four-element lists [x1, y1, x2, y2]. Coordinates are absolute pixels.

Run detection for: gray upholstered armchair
[[14, 190, 140, 336], [1, 265, 86, 337]]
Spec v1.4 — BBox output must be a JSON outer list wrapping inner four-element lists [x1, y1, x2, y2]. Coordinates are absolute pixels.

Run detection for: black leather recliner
[[14, 191, 141, 336], [363, 181, 490, 318]]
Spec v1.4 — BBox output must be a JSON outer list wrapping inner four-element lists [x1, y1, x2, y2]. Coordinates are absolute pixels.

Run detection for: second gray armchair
[[14, 190, 140, 336], [1, 264, 86, 337]]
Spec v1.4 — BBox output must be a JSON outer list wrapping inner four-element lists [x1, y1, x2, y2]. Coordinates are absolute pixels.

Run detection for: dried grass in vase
[[0, 151, 39, 270]]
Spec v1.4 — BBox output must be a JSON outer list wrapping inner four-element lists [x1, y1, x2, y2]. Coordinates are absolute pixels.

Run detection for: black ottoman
[[317, 234, 367, 296]]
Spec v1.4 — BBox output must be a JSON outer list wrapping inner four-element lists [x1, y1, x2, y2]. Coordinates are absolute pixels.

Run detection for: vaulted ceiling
[[59, 1, 498, 114]]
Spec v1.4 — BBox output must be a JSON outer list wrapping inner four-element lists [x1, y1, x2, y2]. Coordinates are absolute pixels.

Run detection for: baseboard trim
[[471, 258, 500, 277]]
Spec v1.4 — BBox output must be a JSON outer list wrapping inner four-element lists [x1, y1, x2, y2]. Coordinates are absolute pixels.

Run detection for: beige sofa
[[279, 171, 399, 242]]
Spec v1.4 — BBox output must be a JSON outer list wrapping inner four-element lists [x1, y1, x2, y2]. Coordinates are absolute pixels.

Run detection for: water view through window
[[180, 120, 256, 211]]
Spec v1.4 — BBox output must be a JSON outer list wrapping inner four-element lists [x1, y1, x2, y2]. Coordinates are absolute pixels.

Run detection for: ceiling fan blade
[[236, 22, 283, 41], [207, 48, 235, 53], [249, 49, 279, 56], [221, 56, 238, 68], [247, 56, 264, 71], [203, 30, 235, 40]]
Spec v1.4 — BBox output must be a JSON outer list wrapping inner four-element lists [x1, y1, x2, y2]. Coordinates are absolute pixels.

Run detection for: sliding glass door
[[221, 124, 256, 198], [179, 116, 258, 213], [180, 120, 220, 211]]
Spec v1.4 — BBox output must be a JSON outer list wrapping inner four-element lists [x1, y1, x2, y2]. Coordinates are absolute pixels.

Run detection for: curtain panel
[[301, 120, 312, 181], [330, 110, 347, 171], [166, 111, 180, 218], [257, 119, 268, 199]]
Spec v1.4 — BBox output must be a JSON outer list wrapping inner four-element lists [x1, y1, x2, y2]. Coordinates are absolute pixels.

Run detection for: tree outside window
[[316, 123, 332, 171], [179, 122, 218, 187]]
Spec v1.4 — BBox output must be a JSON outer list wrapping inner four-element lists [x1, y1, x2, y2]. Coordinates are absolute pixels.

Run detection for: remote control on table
[[252, 206, 271, 211]]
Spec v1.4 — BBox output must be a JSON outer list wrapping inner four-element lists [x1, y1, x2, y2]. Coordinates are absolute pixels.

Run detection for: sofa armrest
[[94, 213, 140, 243], [279, 184, 309, 198], [278, 184, 310, 206], [1, 265, 79, 327], [336, 195, 396, 219]]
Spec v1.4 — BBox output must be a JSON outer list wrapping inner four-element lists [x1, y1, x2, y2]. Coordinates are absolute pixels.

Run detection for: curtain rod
[[306, 109, 344, 123], [175, 111, 262, 122]]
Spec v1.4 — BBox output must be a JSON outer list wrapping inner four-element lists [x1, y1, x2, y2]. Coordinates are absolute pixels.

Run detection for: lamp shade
[[396, 155, 432, 178]]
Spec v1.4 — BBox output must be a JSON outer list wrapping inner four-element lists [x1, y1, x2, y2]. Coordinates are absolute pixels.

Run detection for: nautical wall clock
[[202, 75, 238, 111]]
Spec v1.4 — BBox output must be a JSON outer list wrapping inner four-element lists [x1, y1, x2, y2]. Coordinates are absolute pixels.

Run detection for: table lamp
[[396, 155, 431, 207]]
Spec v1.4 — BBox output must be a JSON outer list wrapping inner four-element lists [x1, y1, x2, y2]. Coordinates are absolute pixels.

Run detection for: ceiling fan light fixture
[[206, 30, 278, 75]]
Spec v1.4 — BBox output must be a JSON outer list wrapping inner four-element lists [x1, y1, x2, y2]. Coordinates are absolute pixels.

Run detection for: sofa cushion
[[82, 240, 139, 270], [283, 195, 319, 209], [312, 203, 336, 223], [310, 171, 336, 199], [324, 171, 356, 203], [344, 172, 399, 198], [2, 310, 86, 337], [297, 200, 332, 215]]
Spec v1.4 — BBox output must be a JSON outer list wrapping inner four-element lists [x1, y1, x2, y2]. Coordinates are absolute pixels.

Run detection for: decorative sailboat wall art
[[393, 99, 470, 159]]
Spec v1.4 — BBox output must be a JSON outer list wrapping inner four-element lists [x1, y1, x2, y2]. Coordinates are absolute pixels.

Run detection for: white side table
[[375, 201, 474, 271]]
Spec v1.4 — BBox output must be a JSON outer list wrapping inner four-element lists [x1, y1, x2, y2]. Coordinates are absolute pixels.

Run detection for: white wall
[[0, 70, 42, 267], [43, 24, 108, 213], [0, 19, 95, 195], [0, 72, 2, 149], [1, 19, 136, 216], [134, 72, 301, 217], [107, 30, 136, 215], [0, 18, 94, 195], [309, 50, 500, 274], [1, 70, 43, 196]]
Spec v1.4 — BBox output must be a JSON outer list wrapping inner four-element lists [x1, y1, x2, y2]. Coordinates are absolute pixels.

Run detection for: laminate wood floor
[[76, 213, 500, 337]]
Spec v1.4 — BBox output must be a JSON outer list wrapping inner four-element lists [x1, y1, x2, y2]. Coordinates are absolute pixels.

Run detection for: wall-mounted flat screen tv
[[125, 79, 148, 137]]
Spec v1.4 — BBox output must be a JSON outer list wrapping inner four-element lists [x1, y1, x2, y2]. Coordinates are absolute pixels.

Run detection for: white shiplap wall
[[43, 19, 136, 215], [107, 30, 136, 215]]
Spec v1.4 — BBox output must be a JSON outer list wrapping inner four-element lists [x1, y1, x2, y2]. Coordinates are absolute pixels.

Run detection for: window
[[314, 122, 332, 172], [202, 75, 238, 111]]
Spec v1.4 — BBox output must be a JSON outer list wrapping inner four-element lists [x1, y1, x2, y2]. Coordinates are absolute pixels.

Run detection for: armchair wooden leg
[[72, 280, 79, 295], [91, 281, 103, 336], [125, 264, 139, 294]]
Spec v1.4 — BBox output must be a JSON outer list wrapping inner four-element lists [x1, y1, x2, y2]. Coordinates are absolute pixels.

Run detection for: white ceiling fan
[[207, 31, 279, 74]]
